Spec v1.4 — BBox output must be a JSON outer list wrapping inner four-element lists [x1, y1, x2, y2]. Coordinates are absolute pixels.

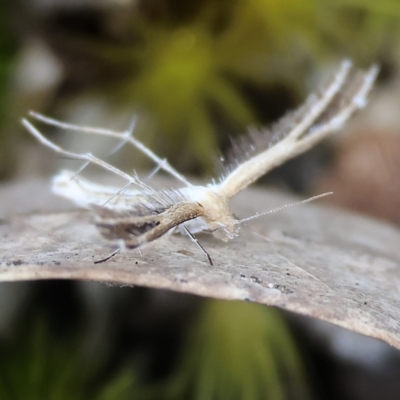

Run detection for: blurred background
[[1, 0, 400, 399]]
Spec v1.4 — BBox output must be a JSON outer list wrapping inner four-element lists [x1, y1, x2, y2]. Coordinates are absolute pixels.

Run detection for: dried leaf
[[1, 178, 400, 349]]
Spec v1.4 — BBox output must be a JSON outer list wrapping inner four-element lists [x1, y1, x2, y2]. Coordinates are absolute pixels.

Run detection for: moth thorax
[[183, 185, 236, 241]]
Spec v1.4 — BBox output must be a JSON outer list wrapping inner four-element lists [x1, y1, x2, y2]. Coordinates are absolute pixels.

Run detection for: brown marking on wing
[[91, 202, 204, 248]]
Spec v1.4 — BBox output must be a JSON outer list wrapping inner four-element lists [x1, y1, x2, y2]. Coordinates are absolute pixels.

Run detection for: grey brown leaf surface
[[1, 179, 399, 349]]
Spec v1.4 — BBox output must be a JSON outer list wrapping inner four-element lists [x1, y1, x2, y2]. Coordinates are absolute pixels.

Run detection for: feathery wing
[[217, 60, 378, 198]]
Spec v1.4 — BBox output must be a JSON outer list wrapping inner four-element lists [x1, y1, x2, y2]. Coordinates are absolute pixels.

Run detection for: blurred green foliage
[[0, 1, 17, 178], [0, 316, 136, 400], [142, 300, 309, 400], [124, 0, 396, 170], [0, 299, 308, 400], [3, 0, 400, 176], [40, 0, 397, 173], [123, 24, 256, 172]]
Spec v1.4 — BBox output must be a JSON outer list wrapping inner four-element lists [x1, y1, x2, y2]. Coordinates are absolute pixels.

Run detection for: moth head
[[189, 186, 237, 241], [211, 221, 239, 241]]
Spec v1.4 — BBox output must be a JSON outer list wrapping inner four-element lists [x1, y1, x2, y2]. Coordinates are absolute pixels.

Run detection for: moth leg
[[181, 225, 213, 266], [94, 247, 121, 264], [27, 111, 192, 186], [94, 238, 131, 264]]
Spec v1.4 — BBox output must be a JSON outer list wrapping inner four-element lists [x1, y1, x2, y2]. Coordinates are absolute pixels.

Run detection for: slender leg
[[94, 247, 121, 264], [182, 225, 213, 266]]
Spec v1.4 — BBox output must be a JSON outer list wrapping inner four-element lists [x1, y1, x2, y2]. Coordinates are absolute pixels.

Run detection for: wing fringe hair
[[217, 60, 378, 198]]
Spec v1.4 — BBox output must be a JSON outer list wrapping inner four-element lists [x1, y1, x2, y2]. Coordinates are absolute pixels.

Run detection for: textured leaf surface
[[1, 178, 400, 348]]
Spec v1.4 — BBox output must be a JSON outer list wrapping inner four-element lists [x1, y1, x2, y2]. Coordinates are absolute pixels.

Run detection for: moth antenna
[[28, 111, 191, 186], [235, 192, 333, 225], [182, 225, 213, 266], [21, 118, 152, 191]]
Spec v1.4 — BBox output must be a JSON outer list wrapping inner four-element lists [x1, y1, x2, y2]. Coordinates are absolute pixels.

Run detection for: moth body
[[54, 170, 237, 241], [22, 60, 378, 264]]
